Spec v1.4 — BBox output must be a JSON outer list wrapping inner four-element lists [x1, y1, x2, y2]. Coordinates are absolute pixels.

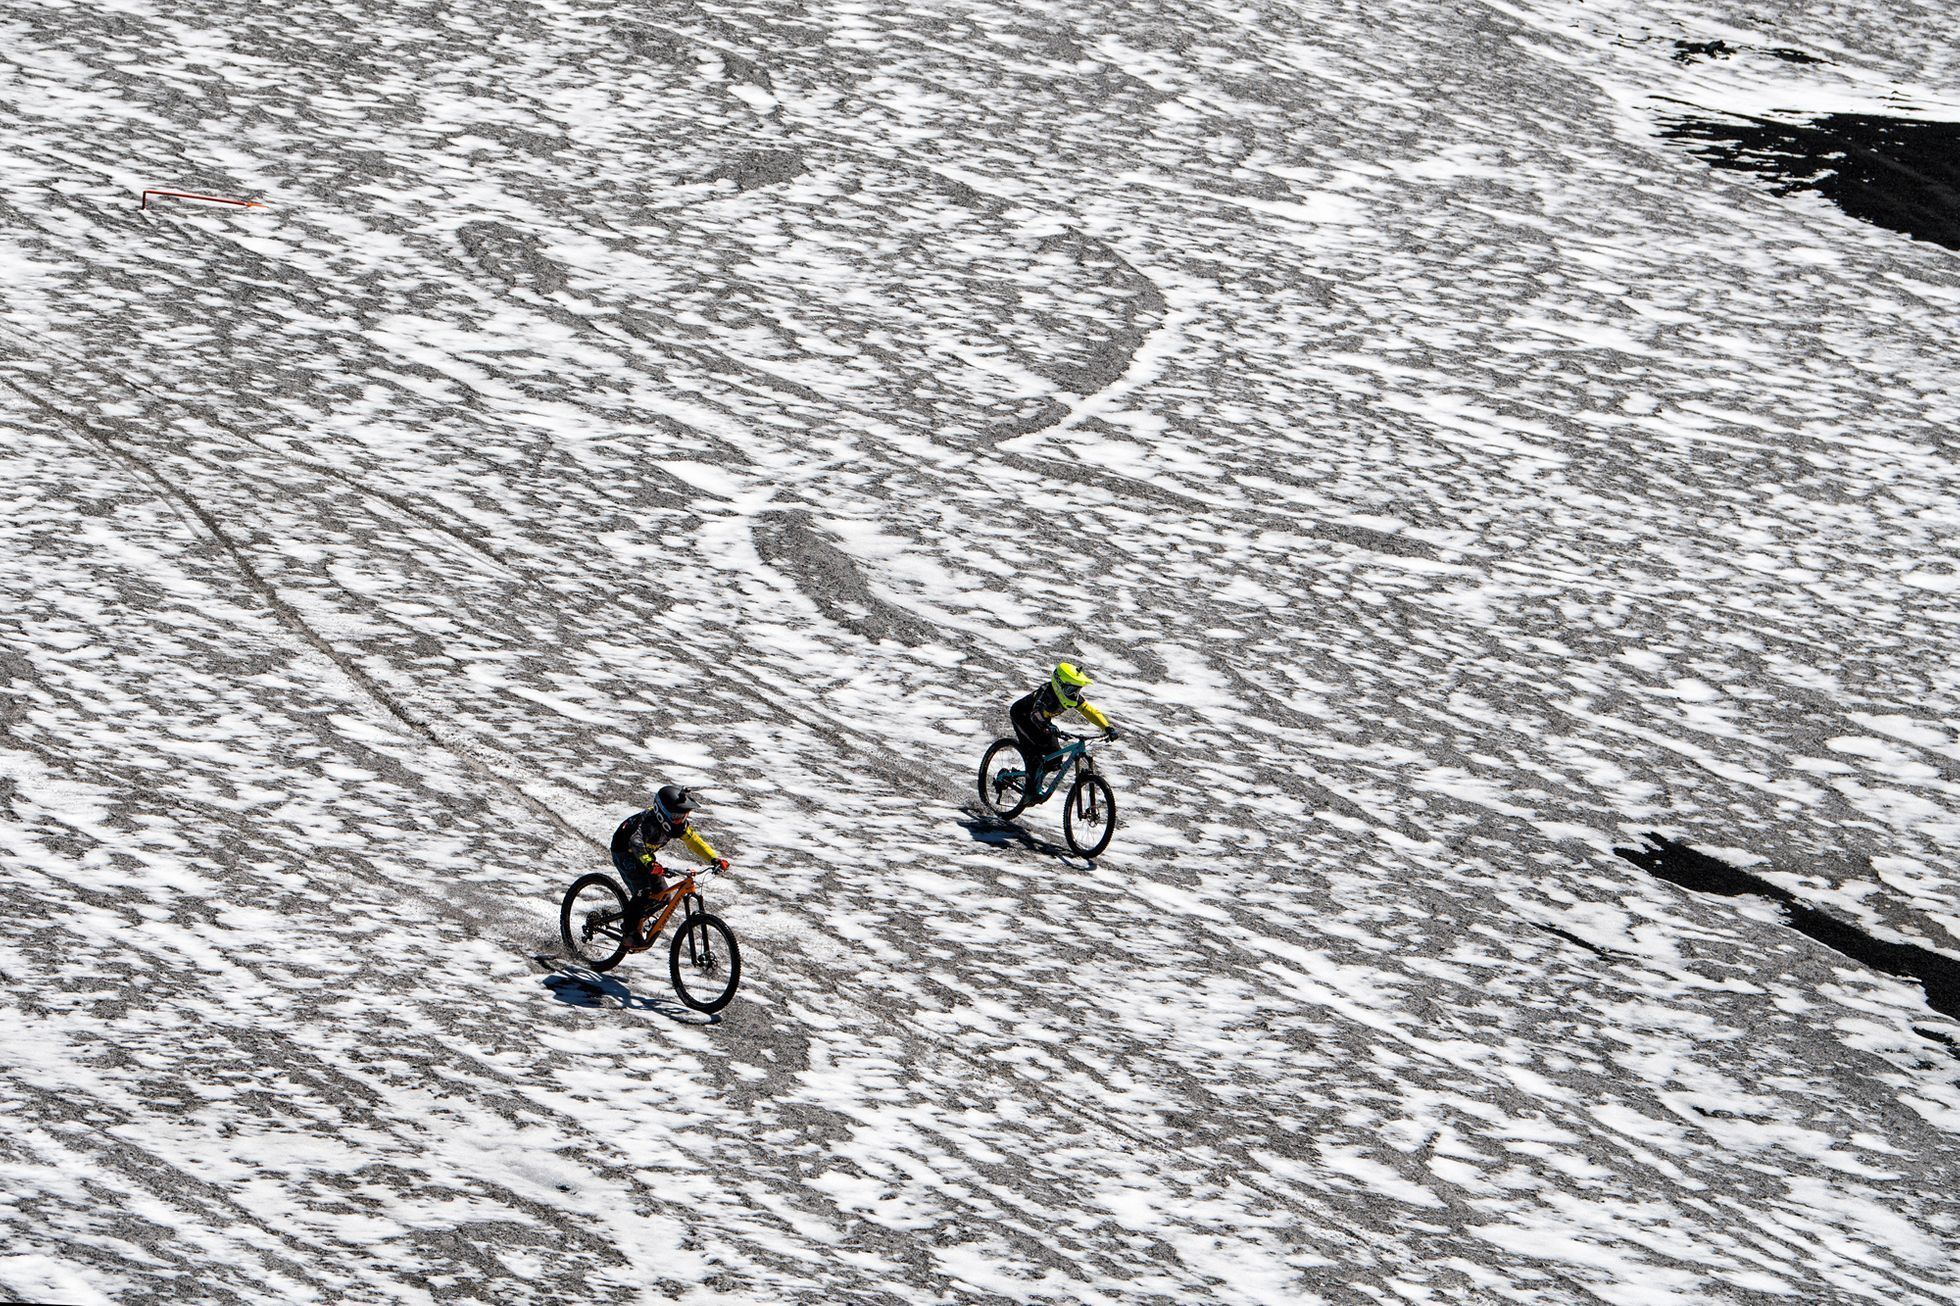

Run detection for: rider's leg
[[623, 862, 670, 949], [1010, 700, 1061, 804], [616, 849, 668, 908], [1008, 699, 1042, 793]]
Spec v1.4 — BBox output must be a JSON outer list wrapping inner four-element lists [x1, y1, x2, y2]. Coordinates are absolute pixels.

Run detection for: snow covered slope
[[3, 0, 1957, 1301]]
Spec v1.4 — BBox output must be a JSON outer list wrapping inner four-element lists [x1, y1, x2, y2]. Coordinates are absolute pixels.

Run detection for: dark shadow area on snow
[[1671, 40, 1736, 64], [1657, 37, 1826, 66], [1618, 834, 1960, 1050], [536, 956, 719, 1025], [1659, 110, 1960, 249], [958, 807, 1091, 865], [1530, 920, 1628, 964]]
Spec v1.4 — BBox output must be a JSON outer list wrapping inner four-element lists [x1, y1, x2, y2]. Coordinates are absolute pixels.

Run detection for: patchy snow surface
[[3, 0, 1958, 1301]]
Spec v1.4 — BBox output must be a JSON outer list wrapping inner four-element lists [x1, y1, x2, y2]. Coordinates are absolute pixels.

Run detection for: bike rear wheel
[[1063, 773, 1116, 858], [978, 737, 1031, 818], [561, 873, 633, 972], [669, 912, 742, 1013]]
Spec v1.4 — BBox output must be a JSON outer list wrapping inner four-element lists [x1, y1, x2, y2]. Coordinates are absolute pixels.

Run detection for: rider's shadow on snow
[[537, 957, 722, 1025], [958, 806, 1093, 865]]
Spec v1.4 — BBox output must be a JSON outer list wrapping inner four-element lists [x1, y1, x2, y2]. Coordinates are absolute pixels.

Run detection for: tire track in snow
[[0, 341, 944, 894], [0, 369, 597, 867], [0, 321, 523, 582], [0, 335, 969, 918]]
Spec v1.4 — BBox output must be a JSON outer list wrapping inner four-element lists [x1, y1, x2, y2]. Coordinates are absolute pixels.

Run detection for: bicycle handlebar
[[651, 861, 727, 879]]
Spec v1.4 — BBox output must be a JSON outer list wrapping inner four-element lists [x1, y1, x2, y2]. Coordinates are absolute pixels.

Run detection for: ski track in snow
[[2, 0, 1958, 1302]]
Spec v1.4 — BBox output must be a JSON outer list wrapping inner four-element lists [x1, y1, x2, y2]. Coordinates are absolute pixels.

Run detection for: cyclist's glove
[[715, 858, 730, 872], [1103, 726, 1121, 741]]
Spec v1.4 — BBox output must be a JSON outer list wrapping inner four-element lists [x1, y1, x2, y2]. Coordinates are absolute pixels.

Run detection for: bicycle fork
[[681, 893, 711, 967]]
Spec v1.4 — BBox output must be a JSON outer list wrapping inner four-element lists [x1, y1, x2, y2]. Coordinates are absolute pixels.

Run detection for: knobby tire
[[978, 737, 1031, 819], [561, 873, 633, 973], [1063, 773, 1116, 858], [669, 912, 742, 1013]]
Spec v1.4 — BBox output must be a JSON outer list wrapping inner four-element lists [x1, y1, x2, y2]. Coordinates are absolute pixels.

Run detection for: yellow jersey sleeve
[[681, 825, 720, 863], [1077, 700, 1111, 730]]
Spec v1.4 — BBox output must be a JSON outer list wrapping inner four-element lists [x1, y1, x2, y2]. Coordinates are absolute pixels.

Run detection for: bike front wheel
[[561, 873, 633, 972], [1063, 773, 1116, 857], [978, 737, 1031, 818], [669, 912, 742, 1013]]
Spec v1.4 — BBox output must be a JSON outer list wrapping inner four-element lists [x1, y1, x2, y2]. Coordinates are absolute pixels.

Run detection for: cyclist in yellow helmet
[[1010, 662, 1117, 802]]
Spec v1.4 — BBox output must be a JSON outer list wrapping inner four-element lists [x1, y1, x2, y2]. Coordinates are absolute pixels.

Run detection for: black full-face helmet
[[654, 785, 698, 824]]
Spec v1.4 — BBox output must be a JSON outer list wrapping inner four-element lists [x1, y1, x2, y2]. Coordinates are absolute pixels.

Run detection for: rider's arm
[[680, 824, 720, 863], [1076, 699, 1112, 731]]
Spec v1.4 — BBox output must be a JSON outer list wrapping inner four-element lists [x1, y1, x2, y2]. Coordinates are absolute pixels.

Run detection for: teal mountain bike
[[977, 732, 1118, 857]]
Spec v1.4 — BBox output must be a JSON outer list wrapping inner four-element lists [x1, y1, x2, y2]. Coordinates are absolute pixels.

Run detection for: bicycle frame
[[1028, 738, 1093, 803], [613, 866, 705, 947]]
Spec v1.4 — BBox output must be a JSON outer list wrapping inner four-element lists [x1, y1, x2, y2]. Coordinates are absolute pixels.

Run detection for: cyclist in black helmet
[[610, 785, 728, 909], [1010, 661, 1117, 802]]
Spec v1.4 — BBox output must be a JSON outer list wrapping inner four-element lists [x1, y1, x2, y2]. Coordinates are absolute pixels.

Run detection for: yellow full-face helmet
[[1052, 661, 1092, 705]]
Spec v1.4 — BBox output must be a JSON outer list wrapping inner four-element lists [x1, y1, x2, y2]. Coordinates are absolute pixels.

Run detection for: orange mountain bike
[[559, 863, 741, 1013]]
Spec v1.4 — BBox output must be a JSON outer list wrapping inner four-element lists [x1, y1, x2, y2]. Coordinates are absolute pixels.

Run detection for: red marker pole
[[141, 189, 266, 210]]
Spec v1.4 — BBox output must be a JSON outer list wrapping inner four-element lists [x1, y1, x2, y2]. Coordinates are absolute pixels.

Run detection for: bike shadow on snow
[[535, 956, 723, 1026], [958, 804, 1096, 867]]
